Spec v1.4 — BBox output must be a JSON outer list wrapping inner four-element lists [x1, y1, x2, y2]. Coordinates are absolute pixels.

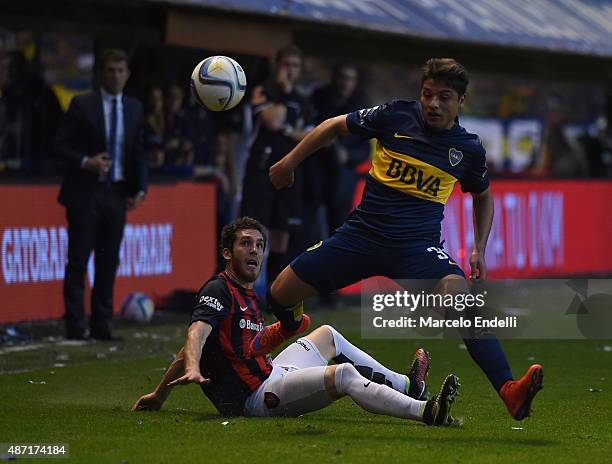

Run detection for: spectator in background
[[163, 83, 194, 173], [579, 116, 611, 178], [54, 49, 147, 340], [308, 62, 370, 237], [542, 113, 589, 178], [0, 63, 6, 173], [241, 45, 313, 285], [297, 63, 370, 307], [185, 89, 216, 169], [144, 85, 165, 169], [206, 132, 235, 241], [0, 50, 62, 175], [144, 83, 196, 177], [185, 86, 236, 250]]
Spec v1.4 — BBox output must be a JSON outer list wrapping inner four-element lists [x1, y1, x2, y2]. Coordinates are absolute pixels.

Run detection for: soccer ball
[[121, 292, 155, 323], [190, 55, 246, 111]]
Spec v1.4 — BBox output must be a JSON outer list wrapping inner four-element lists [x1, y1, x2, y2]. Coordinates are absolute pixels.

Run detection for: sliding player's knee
[[307, 324, 336, 343], [322, 324, 349, 361], [334, 362, 361, 395], [305, 325, 337, 360], [319, 324, 338, 338]]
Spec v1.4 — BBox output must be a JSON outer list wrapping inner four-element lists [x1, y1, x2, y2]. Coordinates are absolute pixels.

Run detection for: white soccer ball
[[190, 55, 246, 111], [121, 292, 155, 323]]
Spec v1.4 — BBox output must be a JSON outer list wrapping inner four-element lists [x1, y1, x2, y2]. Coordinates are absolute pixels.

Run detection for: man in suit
[[55, 49, 147, 340]]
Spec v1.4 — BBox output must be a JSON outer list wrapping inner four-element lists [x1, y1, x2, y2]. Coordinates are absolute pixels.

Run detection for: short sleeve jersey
[[190, 273, 271, 416], [345, 100, 489, 243]]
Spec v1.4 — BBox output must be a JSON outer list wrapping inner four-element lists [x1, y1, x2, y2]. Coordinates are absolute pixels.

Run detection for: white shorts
[[244, 337, 332, 417]]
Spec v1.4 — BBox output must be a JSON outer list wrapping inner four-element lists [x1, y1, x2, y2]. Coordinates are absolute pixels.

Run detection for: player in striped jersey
[[132, 217, 459, 425]]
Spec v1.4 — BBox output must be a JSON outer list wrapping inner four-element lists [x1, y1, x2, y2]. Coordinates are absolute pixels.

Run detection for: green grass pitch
[[1, 309, 611, 463]]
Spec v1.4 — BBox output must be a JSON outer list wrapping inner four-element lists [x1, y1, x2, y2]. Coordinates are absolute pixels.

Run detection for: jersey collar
[[222, 271, 256, 296]]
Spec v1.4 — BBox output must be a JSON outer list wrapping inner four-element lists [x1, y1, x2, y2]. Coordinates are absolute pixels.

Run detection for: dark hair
[[4, 50, 28, 81], [100, 48, 129, 69], [332, 62, 359, 81], [220, 217, 267, 252], [421, 58, 469, 96], [275, 45, 303, 64]]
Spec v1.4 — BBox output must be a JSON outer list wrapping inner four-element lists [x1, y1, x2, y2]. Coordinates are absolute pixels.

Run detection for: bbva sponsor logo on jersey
[[385, 159, 441, 196], [239, 318, 263, 331], [199, 295, 224, 311]]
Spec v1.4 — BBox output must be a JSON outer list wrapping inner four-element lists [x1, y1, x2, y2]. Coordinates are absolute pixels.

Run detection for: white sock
[[335, 363, 425, 421], [327, 325, 407, 394]]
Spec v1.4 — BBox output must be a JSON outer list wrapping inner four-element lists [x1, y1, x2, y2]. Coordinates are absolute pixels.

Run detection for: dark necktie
[[109, 97, 119, 182]]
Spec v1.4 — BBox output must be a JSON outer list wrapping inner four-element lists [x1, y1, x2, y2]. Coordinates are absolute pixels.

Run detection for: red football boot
[[248, 315, 311, 357], [499, 364, 544, 420]]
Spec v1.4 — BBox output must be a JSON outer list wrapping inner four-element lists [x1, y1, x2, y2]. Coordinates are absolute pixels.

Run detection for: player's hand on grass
[[132, 392, 164, 412], [469, 249, 487, 281], [167, 369, 210, 387], [270, 159, 295, 189]]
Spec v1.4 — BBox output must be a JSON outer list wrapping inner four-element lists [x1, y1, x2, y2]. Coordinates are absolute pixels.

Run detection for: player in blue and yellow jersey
[[261, 58, 543, 421]]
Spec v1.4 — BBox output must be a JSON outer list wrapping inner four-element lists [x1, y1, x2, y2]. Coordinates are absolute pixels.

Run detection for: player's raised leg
[[306, 325, 430, 399], [436, 274, 543, 420], [267, 230, 384, 334], [247, 266, 317, 356], [268, 265, 317, 328], [499, 364, 544, 421]]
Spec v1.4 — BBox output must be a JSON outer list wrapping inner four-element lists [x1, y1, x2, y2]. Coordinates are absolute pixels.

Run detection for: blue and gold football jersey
[[345, 100, 489, 244]]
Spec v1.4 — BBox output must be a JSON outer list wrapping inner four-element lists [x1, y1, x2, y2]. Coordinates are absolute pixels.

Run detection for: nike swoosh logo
[[240, 306, 248, 312], [448, 260, 458, 265], [364, 381, 371, 388], [394, 132, 415, 139]]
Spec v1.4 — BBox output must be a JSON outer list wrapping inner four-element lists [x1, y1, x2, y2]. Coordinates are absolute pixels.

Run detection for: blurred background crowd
[[1, 0, 612, 327], [1, 1, 612, 268], [2, 32, 611, 183]]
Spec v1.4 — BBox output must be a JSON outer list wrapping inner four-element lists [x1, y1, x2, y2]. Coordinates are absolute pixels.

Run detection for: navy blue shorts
[[290, 225, 464, 294]]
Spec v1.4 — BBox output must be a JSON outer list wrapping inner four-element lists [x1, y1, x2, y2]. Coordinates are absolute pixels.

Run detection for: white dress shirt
[[101, 88, 125, 182]]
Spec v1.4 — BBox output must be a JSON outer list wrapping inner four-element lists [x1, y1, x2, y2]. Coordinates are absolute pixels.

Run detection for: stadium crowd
[[1, 44, 611, 260]]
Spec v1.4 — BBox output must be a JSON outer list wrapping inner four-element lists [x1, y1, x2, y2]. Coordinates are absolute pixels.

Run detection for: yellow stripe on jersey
[[369, 142, 457, 204]]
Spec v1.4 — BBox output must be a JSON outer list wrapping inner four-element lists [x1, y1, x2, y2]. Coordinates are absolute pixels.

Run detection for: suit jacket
[[54, 90, 147, 210]]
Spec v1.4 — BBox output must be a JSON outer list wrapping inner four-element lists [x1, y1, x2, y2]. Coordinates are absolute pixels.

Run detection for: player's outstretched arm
[[132, 322, 212, 411], [470, 187, 494, 281], [132, 347, 186, 411], [167, 321, 212, 387], [269, 115, 350, 189]]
